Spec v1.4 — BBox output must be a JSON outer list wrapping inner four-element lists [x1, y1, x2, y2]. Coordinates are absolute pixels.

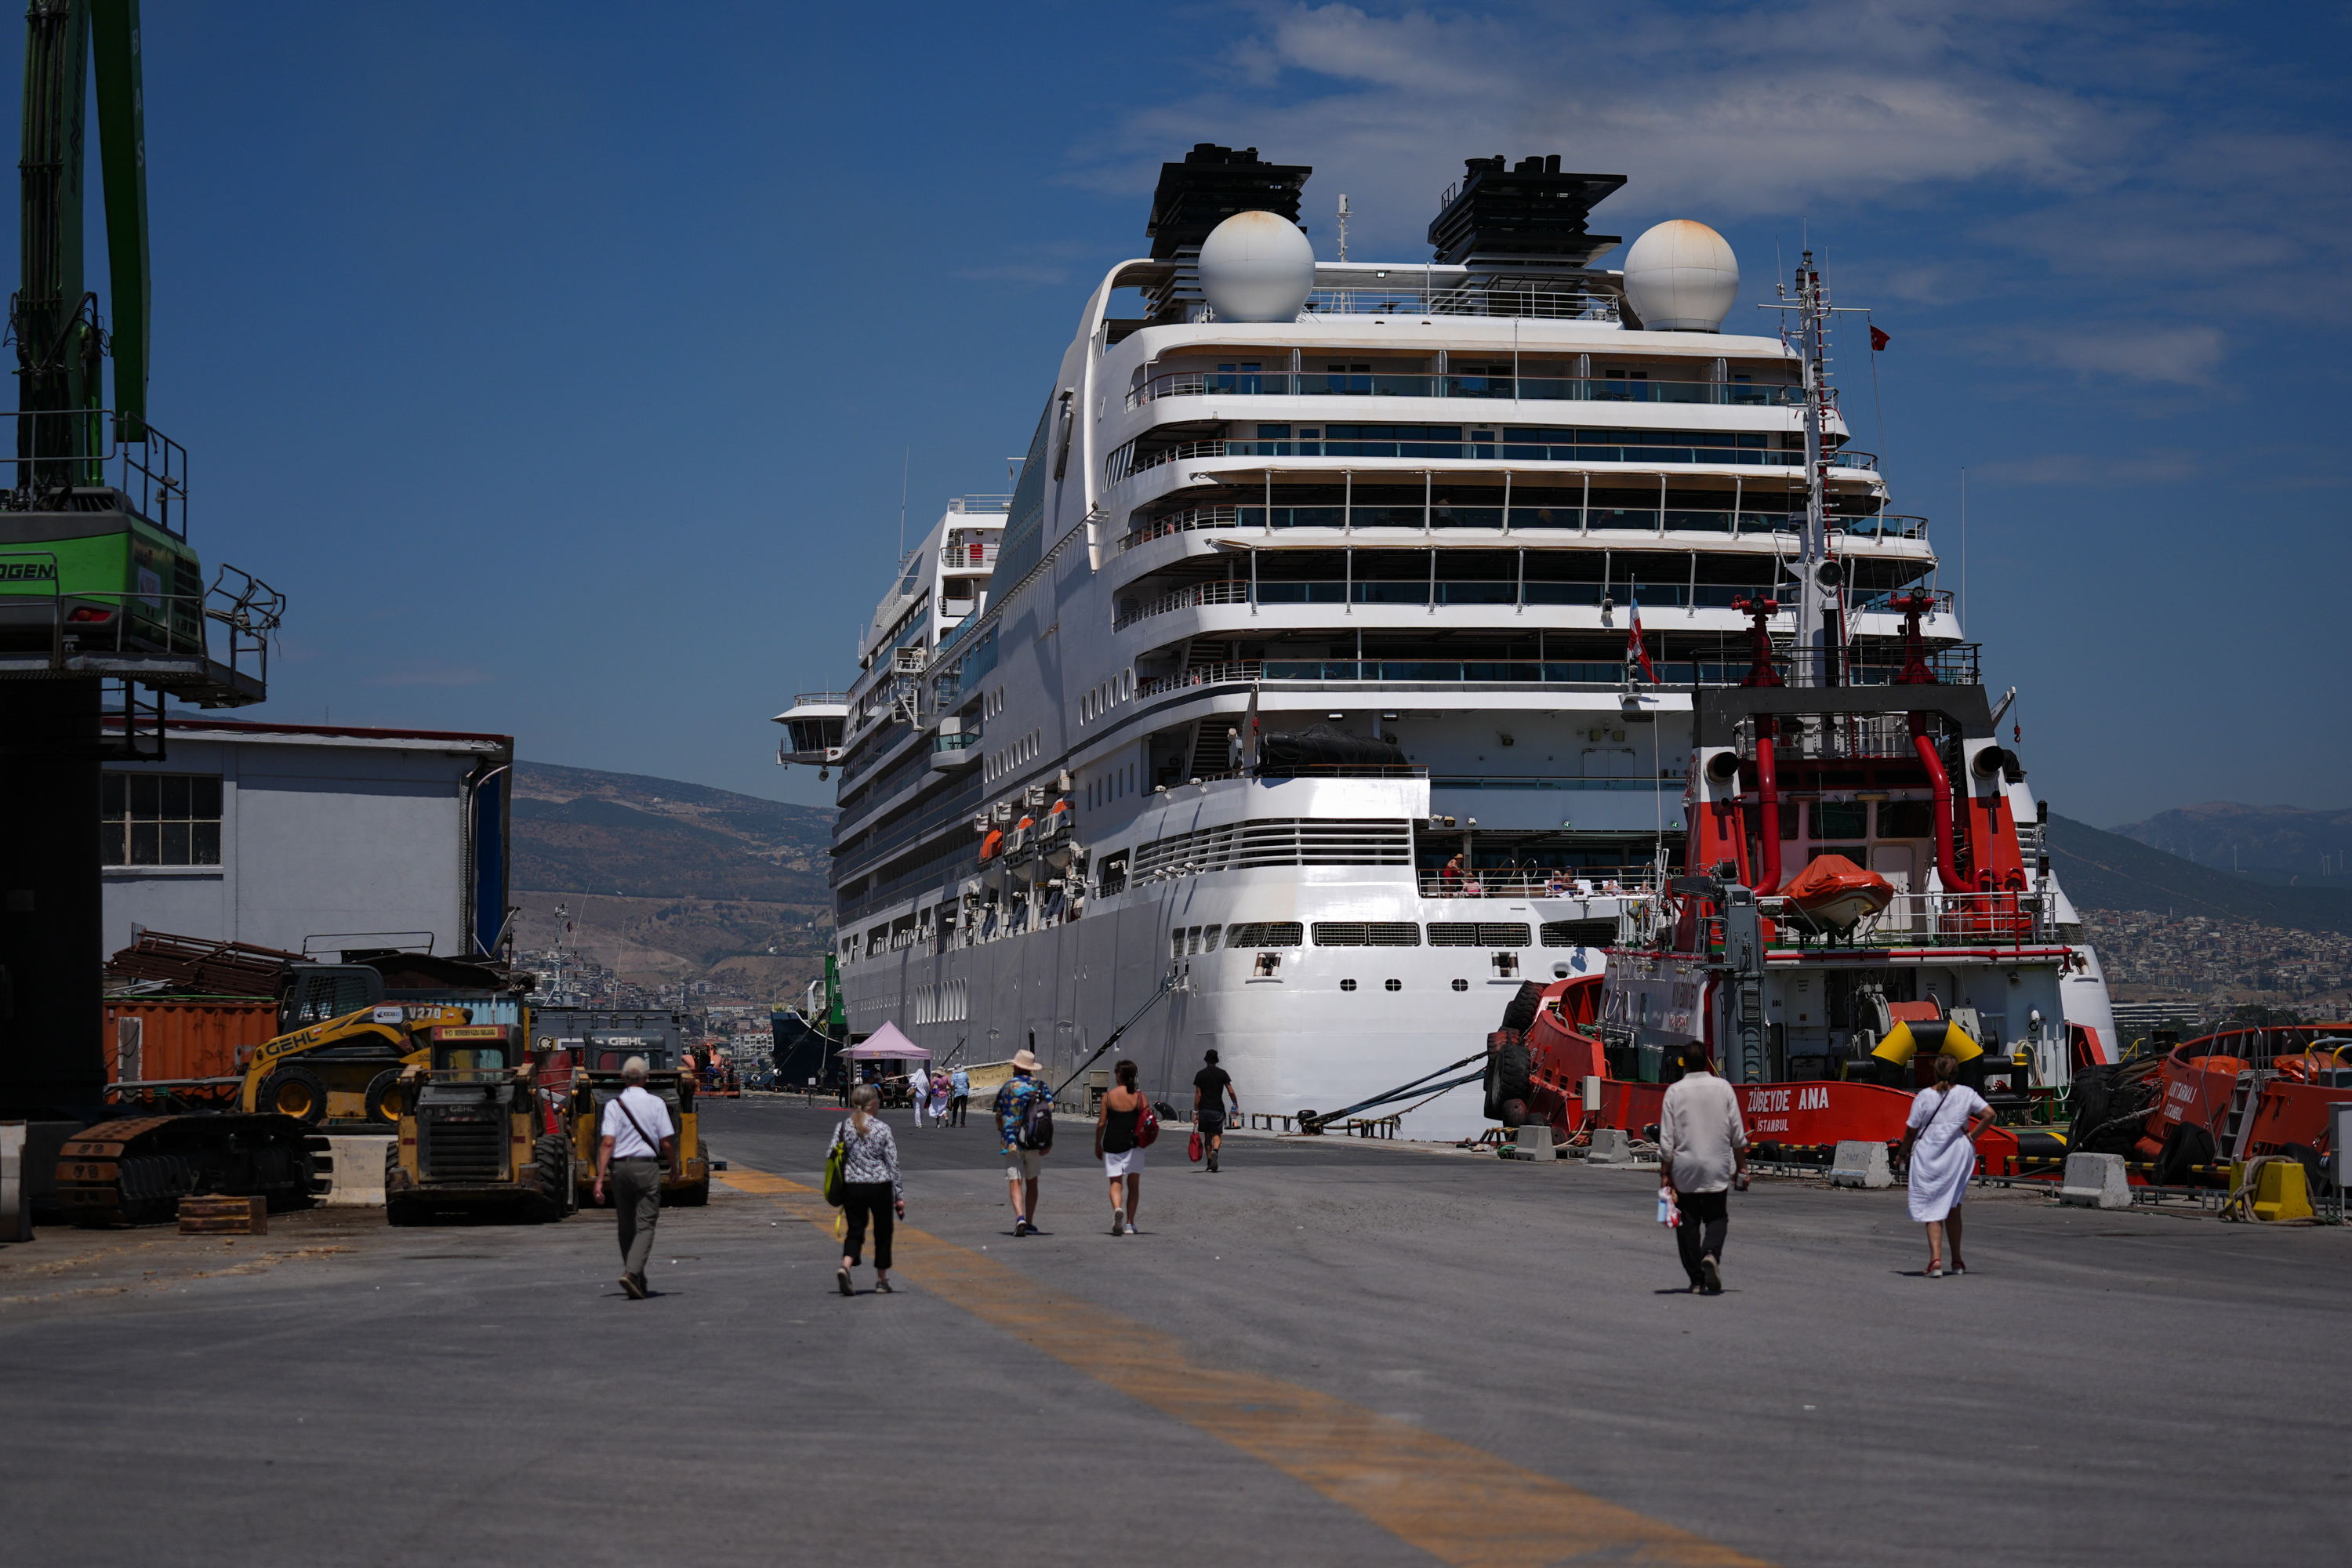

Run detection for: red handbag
[[1188, 1129, 1203, 1163], [1135, 1096, 1160, 1149]]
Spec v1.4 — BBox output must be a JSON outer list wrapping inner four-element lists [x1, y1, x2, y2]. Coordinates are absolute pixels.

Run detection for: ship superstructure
[[786, 147, 2113, 1136]]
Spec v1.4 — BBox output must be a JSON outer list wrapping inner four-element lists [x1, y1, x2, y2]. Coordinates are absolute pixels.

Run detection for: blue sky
[[13, 2, 2347, 823]]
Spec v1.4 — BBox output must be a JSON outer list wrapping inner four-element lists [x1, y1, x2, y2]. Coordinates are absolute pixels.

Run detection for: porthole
[[1385, 978, 1403, 993], [1451, 978, 1469, 993], [1339, 978, 1357, 992]]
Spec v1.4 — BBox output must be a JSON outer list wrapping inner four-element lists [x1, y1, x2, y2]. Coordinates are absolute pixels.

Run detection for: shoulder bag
[[1134, 1094, 1160, 1149], [822, 1120, 851, 1207]]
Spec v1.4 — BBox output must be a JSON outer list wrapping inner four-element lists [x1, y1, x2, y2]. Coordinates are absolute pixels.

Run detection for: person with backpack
[[593, 1055, 677, 1301], [993, 1048, 1052, 1236], [829, 1083, 903, 1295], [1094, 1058, 1156, 1236]]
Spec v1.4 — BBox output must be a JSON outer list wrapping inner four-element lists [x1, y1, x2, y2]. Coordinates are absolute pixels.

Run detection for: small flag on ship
[[1627, 590, 1660, 685], [1869, 324, 1890, 351]]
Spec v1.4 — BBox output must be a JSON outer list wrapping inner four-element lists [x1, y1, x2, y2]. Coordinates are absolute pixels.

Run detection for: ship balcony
[[1114, 578, 1800, 632], [1128, 368, 1808, 410], [1104, 434, 1877, 494], [930, 727, 982, 771], [1120, 501, 1924, 552], [1133, 644, 1980, 698]]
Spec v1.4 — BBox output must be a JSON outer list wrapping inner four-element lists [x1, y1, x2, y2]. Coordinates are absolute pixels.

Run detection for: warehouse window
[[103, 773, 222, 866]]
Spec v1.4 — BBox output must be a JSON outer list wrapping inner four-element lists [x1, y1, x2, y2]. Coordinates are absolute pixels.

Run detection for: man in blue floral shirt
[[994, 1048, 1051, 1236]]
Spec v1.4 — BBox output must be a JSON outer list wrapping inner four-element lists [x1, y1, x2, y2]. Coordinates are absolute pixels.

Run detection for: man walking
[[1657, 1044, 1748, 1294], [593, 1056, 677, 1301], [1192, 1048, 1240, 1173], [908, 1061, 931, 1129], [993, 1049, 1051, 1235], [949, 1063, 971, 1127]]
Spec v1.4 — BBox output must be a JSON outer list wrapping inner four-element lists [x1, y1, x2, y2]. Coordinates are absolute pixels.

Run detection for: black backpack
[[1014, 1080, 1054, 1152]]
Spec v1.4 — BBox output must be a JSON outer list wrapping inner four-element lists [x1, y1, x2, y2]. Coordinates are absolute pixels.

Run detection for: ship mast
[[1772, 249, 1857, 690]]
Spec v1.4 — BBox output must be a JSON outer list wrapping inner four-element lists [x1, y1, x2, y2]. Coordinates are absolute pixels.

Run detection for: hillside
[[507, 762, 837, 1000], [510, 761, 834, 903], [2049, 815, 2352, 936], [2110, 801, 2352, 890]]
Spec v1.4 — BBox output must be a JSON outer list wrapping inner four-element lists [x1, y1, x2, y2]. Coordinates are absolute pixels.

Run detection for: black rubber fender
[[1500, 981, 1544, 1035]]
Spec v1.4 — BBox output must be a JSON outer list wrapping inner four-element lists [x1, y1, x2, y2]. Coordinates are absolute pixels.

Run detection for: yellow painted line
[[717, 1167, 1771, 1566]]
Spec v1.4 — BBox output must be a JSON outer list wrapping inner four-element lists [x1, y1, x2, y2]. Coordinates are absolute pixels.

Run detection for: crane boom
[[14, 0, 151, 456]]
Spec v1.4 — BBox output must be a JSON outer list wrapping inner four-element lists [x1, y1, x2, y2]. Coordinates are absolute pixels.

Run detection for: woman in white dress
[[1896, 1053, 1995, 1277]]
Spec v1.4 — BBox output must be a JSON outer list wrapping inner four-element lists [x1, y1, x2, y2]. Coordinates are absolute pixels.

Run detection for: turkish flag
[[1627, 598, 1660, 685], [1869, 325, 1890, 351]]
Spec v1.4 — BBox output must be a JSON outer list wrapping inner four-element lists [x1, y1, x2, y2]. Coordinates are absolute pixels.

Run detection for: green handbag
[[822, 1122, 850, 1207]]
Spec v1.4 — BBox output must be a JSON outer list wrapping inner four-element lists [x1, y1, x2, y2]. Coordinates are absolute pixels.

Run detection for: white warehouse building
[[100, 718, 514, 962]]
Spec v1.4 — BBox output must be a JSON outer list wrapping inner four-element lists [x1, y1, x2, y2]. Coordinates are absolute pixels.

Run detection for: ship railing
[[946, 495, 1011, 514], [942, 540, 1000, 568], [1307, 286, 1623, 322], [1106, 435, 1872, 487], [0, 408, 191, 539], [789, 691, 849, 707], [1134, 656, 1925, 694], [1127, 369, 1805, 410], [1743, 889, 2056, 948], [0, 560, 281, 676], [1120, 505, 1926, 550], [1416, 872, 1650, 898]]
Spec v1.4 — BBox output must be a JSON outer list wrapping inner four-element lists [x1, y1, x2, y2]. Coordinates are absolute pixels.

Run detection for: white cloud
[[1972, 452, 2198, 486], [1091, 2, 2352, 347]]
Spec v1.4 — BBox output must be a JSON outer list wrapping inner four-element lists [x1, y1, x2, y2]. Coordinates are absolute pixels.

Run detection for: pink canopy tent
[[835, 1022, 930, 1061]]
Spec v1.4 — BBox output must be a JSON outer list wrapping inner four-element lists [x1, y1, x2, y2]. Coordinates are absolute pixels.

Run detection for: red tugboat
[[1486, 590, 2094, 1174], [1481, 252, 2114, 1171]]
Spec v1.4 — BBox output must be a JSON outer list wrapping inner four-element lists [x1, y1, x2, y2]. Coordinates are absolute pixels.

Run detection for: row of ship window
[[1178, 919, 1617, 952]]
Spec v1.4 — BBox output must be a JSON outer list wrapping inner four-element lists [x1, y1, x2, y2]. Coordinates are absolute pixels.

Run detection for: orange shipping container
[[102, 997, 280, 1083]]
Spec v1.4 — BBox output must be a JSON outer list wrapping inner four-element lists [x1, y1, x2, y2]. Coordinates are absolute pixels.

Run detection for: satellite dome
[[1198, 210, 1315, 323], [1622, 220, 1738, 332]]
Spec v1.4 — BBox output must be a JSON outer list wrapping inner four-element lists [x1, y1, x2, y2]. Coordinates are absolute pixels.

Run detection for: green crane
[[2, 0, 199, 655], [0, 0, 276, 1116]]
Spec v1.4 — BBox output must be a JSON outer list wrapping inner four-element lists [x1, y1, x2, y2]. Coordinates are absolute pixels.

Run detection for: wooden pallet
[[178, 1194, 267, 1235]]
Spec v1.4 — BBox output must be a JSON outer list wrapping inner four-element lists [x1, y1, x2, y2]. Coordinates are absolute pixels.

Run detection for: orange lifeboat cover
[[1783, 855, 1894, 922], [978, 829, 1004, 862]]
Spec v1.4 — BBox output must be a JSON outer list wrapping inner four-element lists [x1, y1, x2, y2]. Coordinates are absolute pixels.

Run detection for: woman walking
[[1896, 1054, 1994, 1277], [928, 1069, 953, 1127], [831, 1084, 904, 1295], [1095, 1058, 1148, 1236]]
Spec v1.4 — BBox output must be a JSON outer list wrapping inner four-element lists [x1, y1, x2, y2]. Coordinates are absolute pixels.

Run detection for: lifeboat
[[1782, 854, 1893, 932]]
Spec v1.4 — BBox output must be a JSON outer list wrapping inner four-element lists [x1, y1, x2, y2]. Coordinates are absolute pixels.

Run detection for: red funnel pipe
[[1755, 732, 1781, 894], [1910, 715, 1955, 888]]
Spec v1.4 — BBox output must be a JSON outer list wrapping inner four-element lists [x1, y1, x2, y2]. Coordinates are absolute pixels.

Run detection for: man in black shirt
[[1192, 1049, 1240, 1172]]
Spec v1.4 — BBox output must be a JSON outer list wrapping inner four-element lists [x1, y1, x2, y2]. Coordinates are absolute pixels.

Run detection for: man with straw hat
[[993, 1048, 1053, 1236]]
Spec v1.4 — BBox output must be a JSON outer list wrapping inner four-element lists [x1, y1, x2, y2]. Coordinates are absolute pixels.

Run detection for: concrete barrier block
[[1829, 1140, 1893, 1189], [314, 1134, 393, 1207], [2060, 1152, 2130, 1210], [0, 1123, 29, 1242], [1585, 1127, 1632, 1165], [1515, 1123, 1555, 1161]]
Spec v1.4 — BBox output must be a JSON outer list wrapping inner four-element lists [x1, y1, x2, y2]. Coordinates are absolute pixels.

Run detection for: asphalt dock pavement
[[4, 1098, 2348, 1567]]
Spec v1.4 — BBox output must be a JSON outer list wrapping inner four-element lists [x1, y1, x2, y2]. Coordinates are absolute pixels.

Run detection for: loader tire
[[362, 1069, 404, 1127], [531, 1134, 571, 1219], [256, 1064, 329, 1124]]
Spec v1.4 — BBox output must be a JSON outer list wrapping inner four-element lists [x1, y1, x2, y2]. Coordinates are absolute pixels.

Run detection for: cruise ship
[[775, 145, 2116, 1138]]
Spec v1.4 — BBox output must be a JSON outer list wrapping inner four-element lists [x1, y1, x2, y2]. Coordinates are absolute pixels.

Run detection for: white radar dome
[[1198, 210, 1315, 323], [1622, 220, 1739, 332]]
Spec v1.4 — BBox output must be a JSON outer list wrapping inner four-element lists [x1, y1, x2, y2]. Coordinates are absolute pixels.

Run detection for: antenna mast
[[1766, 250, 1871, 690], [1336, 194, 1350, 262]]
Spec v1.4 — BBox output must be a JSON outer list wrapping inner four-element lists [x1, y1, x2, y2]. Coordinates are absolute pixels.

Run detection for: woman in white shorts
[[1094, 1058, 1149, 1236]]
